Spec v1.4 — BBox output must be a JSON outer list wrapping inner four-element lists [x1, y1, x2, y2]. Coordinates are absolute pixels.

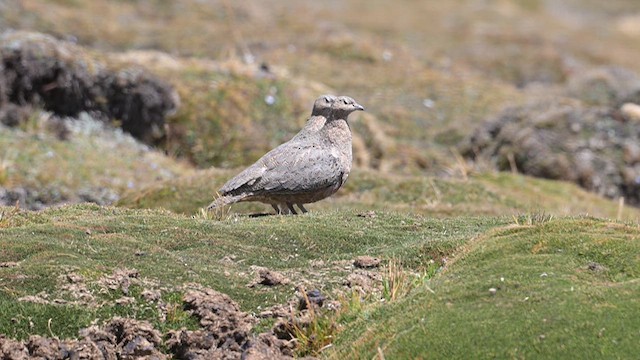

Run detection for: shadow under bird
[[207, 95, 364, 214]]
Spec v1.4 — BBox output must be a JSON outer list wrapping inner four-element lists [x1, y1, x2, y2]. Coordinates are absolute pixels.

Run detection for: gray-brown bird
[[207, 95, 364, 214]]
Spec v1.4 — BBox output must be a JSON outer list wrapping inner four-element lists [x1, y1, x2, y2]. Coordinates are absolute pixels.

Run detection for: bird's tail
[[206, 194, 246, 210]]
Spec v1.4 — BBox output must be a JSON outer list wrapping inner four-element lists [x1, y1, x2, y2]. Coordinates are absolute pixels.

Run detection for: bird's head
[[311, 94, 337, 117], [333, 96, 365, 119]]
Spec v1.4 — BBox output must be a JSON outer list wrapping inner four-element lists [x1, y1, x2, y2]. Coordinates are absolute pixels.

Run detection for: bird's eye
[[342, 99, 348, 104]]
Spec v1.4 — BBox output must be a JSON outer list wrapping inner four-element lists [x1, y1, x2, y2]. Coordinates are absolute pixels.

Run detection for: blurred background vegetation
[[1, 0, 639, 207]]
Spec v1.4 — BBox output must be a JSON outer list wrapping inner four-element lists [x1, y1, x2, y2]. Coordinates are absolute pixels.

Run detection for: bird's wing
[[218, 141, 293, 195], [219, 162, 267, 195], [257, 144, 344, 195]]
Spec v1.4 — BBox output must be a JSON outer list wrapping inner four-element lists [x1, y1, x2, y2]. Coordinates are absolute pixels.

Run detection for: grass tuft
[[512, 211, 554, 226], [381, 259, 412, 303], [382, 259, 435, 303], [289, 295, 338, 357], [0, 204, 21, 229]]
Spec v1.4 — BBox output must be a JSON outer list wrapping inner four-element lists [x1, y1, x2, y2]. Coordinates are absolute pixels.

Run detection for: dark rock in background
[[0, 30, 178, 144], [461, 66, 640, 206], [97, 69, 176, 143]]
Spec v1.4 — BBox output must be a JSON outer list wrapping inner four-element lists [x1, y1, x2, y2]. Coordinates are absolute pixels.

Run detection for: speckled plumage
[[290, 95, 337, 144], [207, 95, 364, 214]]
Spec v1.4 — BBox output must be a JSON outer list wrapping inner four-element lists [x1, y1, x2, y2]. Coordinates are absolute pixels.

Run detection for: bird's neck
[[323, 117, 349, 129], [322, 118, 352, 143], [311, 110, 332, 118]]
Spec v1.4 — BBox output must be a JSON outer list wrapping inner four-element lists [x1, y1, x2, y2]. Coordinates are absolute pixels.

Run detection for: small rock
[[382, 50, 393, 62], [422, 98, 435, 109], [298, 289, 326, 310], [354, 256, 381, 269], [489, 288, 497, 296], [621, 103, 640, 123]]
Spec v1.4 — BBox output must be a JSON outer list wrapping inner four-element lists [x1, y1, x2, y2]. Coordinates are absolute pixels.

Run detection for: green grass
[[0, 288, 198, 340], [0, 204, 503, 340], [118, 168, 640, 221], [329, 218, 640, 359], [2, 203, 638, 359], [0, 117, 190, 200]]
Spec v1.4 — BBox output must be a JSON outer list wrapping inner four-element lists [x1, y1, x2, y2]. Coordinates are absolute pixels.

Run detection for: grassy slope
[[0, 118, 191, 200], [0, 204, 503, 340], [1, 201, 638, 358], [331, 218, 640, 359]]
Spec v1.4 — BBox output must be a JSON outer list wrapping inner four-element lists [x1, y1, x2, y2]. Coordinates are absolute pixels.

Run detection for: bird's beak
[[355, 103, 365, 111]]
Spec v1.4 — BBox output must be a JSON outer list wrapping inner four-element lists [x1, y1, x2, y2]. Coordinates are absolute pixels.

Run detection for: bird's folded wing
[[260, 146, 343, 194], [218, 142, 290, 195], [219, 162, 267, 194]]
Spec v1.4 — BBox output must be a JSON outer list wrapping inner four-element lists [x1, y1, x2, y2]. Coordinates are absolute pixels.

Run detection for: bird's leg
[[277, 203, 293, 215], [297, 204, 308, 213], [286, 203, 298, 215], [271, 204, 281, 215]]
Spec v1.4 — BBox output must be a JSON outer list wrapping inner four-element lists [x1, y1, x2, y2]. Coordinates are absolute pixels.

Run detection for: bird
[[207, 95, 335, 214], [207, 94, 364, 214]]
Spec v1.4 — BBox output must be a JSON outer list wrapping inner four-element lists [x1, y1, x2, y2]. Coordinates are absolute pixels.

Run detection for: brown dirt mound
[[0, 318, 165, 360], [6, 259, 380, 359], [353, 256, 381, 269], [2, 287, 302, 359], [0, 30, 177, 144], [247, 266, 290, 287], [167, 288, 296, 359]]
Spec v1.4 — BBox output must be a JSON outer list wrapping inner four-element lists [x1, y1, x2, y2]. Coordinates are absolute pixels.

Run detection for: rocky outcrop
[[0, 30, 178, 144], [461, 66, 640, 205]]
